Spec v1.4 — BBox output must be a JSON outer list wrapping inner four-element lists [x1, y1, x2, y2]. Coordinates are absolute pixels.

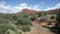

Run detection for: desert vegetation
[[0, 8, 60, 34]]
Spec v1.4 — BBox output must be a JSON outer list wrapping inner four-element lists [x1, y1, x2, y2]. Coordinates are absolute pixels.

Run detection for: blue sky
[[0, 0, 60, 13]]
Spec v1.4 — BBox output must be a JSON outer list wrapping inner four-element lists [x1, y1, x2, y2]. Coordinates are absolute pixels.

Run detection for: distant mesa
[[17, 9, 40, 14], [17, 8, 60, 14]]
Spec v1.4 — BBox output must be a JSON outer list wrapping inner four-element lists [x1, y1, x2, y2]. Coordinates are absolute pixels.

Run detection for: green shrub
[[16, 17, 32, 25], [49, 10, 60, 34], [12, 15, 18, 21], [5, 29, 16, 34], [21, 25, 31, 32], [18, 14, 29, 18], [50, 16, 55, 19], [0, 24, 16, 34], [0, 14, 16, 22], [38, 12, 42, 17], [29, 14, 37, 21], [0, 18, 10, 23], [18, 31, 22, 34], [47, 20, 52, 25], [37, 16, 48, 22], [38, 32, 40, 34]]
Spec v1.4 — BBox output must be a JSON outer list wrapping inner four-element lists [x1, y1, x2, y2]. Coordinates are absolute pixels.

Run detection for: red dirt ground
[[23, 21, 55, 34], [24, 27, 55, 34]]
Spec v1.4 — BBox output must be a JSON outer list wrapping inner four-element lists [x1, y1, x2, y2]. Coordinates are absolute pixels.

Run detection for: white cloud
[[44, 3, 60, 11], [20, 3, 28, 7], [32, 5, 41, 11], [13, 3, 32, 12], [0, 1, 60, 13], [0, 1, 6, 8], [0, 1, 41, 13], [0, 1, 15, 13], [0, 2, 26, 13], [55, 3, 60, 8]]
